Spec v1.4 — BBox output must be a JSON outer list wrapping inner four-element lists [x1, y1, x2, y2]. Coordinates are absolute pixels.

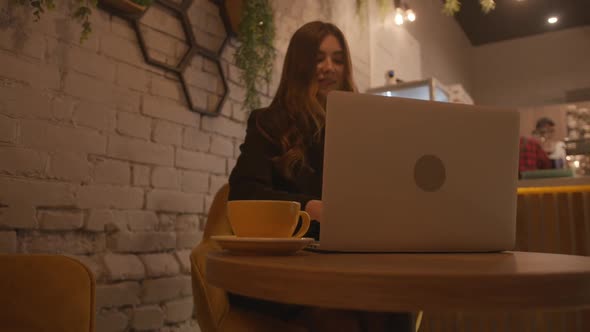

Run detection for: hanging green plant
[[443, 0, 496, 16], [355, 0, 368, 26], [12, 0, 153, 43], [234, 0, 275, 111]]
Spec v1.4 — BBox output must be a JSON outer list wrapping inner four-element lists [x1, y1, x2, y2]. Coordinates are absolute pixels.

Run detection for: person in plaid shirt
[[519, 136, 552, 176]]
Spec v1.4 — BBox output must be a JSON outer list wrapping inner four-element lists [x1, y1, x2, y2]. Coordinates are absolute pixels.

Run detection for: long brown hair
[[257, 21, 356, 179]]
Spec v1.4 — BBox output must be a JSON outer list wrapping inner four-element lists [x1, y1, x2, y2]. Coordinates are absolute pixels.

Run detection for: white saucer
[[211, 235, 314, 255]]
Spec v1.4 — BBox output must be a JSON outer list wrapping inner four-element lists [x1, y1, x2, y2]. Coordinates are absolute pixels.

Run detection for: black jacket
[[228, 109, 323, 239]]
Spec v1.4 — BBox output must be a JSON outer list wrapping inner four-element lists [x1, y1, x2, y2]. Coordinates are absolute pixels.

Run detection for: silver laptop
[[319, 91, 519, 252]]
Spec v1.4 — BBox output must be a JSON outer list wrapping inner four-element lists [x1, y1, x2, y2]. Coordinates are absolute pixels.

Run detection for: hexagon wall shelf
[[98, 0, 231, 116]]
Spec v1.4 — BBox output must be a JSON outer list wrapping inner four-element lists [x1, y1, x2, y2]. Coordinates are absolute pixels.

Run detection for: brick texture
[[143, 95, 200, 127], [0, 51, 60, 90], [0, 231, 17, 253], [174, 249, 191, 274], [183, 128, 211, 151], [118, 210, 159, 231], [86, 209, 115, 232], [20, 119, 107, 154], [93, 158, 131, 185], [0, 178, 75, 206], [0, 115, 16, 143], [175, 149, 225, 173], [108, 135, 174, 166], [96, 282, 141, 308], [47, 153, 91, 183], [108, 232, 176, 253], [21, 232, 106, 255], [164, 297, 194, 323], [146, 190, 204, 213], [210, 136, 234, 157], [132, 164, 151, 187], [181, 171, 209, 193], [103, 253, 146, 281], [38, 209, 84, 230], [117, 112, 151, 139], [0, 147, 48, 176], [77, 185, 144, 209], [96, 311, 129, 332], [176, 230, 203, 249], [131, 305, 165, 330], [140, 253, 181, 277], [73, 102, 117, 132], [153, 120, 183, 146], [142, 276, 192, 303], [152, 167, 181, 189]]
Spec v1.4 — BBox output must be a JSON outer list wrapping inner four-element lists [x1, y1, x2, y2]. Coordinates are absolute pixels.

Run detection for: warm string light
[[393, 0, 416, 26]]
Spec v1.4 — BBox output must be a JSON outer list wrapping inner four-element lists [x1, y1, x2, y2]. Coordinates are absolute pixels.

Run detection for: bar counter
[[420, 177, 590, 331]]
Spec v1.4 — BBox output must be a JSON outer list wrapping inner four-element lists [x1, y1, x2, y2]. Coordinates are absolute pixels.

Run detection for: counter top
[[517, 176, 590, 191]]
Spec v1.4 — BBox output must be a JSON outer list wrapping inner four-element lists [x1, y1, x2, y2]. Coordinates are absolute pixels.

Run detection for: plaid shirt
[[519, 137, 552, 174]]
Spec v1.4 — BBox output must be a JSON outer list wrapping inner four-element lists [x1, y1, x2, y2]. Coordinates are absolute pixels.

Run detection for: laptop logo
[[414, 155, 446, 192]]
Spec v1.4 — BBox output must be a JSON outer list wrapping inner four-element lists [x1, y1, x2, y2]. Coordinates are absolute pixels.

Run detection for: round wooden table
[[206, 251, 590, 312]]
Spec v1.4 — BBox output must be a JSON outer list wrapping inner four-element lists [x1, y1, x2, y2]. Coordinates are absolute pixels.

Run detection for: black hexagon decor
[[98, 0, 230, 116]]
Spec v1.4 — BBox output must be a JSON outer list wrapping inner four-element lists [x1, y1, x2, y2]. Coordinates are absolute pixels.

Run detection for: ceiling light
[[406, 9, 416, 22], [547, 16, 558, 24], [394, 8, 405, 25]]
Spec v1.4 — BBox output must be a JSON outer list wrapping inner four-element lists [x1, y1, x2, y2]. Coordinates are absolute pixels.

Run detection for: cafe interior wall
[[0, 0, 473, 331], [368, 0, 473, 93], [469, 26, 590, 108]]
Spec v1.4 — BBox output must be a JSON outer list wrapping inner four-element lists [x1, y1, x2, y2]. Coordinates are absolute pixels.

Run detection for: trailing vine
[[354, 0, 497, 18], [13, 0, 153, 43], [443, 0, 496, 16], [72, 0, 98, 43], [234, 0, 275, 111]]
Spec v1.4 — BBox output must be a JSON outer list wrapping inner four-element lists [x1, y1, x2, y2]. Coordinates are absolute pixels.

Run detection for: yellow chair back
[[0, 254, 95, 332]]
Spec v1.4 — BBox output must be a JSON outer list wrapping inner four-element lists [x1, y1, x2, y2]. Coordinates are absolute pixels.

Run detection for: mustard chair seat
[[190, 184, 305, 332], [0, 254, 96, 332]]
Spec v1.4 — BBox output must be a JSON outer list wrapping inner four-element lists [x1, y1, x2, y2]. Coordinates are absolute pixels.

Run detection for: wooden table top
[[207, 251, 590, 312]]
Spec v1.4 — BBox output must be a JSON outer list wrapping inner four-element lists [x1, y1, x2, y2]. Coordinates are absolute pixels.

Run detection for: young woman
[[228, 21, 413, 332], [229, 21, 355, 237]]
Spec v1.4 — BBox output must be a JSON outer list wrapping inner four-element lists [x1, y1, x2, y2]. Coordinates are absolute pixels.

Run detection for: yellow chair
[[190, 184, 305, 332], [0, 254, 96, 332]]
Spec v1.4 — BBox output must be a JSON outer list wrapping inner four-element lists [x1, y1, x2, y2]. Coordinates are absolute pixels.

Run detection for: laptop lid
[[320, 91, 519, 252]]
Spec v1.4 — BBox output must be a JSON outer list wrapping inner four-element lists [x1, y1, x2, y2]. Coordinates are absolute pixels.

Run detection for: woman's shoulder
[[247, 107, 282, 130]]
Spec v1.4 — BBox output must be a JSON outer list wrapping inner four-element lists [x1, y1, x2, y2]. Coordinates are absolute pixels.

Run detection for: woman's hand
[[305, 200, 323, 222]]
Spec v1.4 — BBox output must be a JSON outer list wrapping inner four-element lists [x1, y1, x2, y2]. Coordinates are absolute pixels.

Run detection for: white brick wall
[[142, 276, 192, 303], [20, 119, 107, 154], [117, 111, 152, 139], [48, 152, 91, 183], [0, 0, 376, 330], [0, 115, 17, 143], [141, 253, 181, 277], [153, 121, 183, 146], [38, 209, 84, 230], [152, 167, 181, 189], [96, 282, 141, 308], [146, 190, 204, 213], [103, 253, 146, 281], [108, 135, 174, 166], [0, 231, 17, 253], [94, 158, 131, 185], [77, 185, 144, 209], [0, 147, 48, 176], [73, 102, 117, 132], [132, 306, 165, 330], [96, 311, 128, 332]]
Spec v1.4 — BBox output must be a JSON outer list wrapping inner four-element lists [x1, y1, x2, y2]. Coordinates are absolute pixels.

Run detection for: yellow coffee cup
[[227, 200, 311, 238]]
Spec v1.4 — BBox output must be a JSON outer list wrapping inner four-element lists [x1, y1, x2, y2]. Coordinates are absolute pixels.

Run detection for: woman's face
[[315, 34, 345, 100]]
